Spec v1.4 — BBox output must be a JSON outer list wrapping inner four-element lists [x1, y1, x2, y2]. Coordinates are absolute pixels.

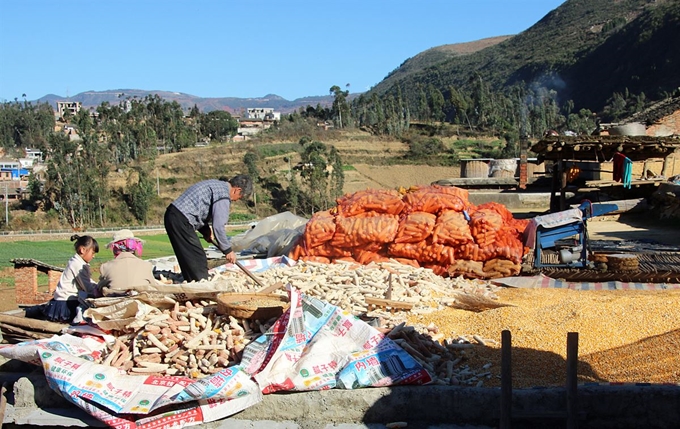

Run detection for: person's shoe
[[24, 305, 46, 319]]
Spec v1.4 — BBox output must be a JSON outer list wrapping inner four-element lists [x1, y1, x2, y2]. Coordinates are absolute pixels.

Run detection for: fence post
[[500, 329, 512, 429], [566, 332, 579, 429]]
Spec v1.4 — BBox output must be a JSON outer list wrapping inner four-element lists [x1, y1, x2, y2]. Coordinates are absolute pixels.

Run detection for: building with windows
[[24, 148, 43, 162], [245, 108, 280, 121], [56, 101, 81, 119]]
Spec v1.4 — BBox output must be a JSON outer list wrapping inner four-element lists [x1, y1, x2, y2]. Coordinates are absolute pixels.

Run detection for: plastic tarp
[[230, 212, 308, 257]]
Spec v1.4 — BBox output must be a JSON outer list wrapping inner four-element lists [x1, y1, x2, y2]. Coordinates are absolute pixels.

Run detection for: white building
[[245, 108, 280, 121], [24, 148, 43, 162]]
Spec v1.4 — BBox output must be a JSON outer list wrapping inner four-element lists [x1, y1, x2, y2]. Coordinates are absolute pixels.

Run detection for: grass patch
[[0, 230, 246, 287], [342, 165, 357, 171], [255, 143, 300, 158]]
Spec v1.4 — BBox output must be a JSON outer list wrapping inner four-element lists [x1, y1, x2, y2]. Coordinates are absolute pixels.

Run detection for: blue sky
[[0, 0, 565, 102]]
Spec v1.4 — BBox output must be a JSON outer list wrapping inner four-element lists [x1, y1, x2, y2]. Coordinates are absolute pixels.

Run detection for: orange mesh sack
[[304, 210, 337, 249], [354, 248, 391, 265], [507, 217, 530, 235], [483, 258, 521, 278], [423, 264, 448, 277], [447, 260, 486, 279], [431, 210, 473, 246], [394, 212, 437, 244], [388, 239, 455, 265], [431, 185, 471, 207], [288, 242, 308, 260], [469, 209, 504, 247], [454, 242, 496, 262], [475, 201, 514, 223], [331, 212, 400, 247], [403, 186, 467, 215], [300, 256, 331, 264], [334, 256, 360, 264], [488, 226, 524, 264], [307, 242, 353, 259], [336, 189, 406, 217]]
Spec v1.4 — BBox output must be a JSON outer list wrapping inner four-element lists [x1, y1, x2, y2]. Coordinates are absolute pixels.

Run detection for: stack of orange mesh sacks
[[288, 185, 530, 279]]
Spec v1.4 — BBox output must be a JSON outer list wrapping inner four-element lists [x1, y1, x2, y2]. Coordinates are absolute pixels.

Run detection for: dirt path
[[586, 215, 680, 247], [344, 164, 461, 194]]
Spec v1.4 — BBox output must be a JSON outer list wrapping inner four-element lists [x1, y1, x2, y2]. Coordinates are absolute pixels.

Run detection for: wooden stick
[[235, 260, 266, 288], [566, 332, 579, 429], [0, 313, 66, 334], [500, 330, 512, 429], [0, 323, 52, 341]]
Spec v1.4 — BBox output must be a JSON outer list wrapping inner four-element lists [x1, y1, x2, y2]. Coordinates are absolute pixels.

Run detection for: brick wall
[[14, 265, 56, 305], [48, 270, 61, 294]]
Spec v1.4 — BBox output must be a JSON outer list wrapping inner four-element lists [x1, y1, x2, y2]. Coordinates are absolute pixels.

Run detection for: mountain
[[372, 0, 680, 112], [36, 89, 336, 115]]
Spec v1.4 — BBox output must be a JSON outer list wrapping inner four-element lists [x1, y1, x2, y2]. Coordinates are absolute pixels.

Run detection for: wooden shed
[[531, 135, 680, 212]]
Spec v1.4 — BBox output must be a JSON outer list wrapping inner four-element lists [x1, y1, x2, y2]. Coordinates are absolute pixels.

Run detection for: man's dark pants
[[164, 204, 208, 282]]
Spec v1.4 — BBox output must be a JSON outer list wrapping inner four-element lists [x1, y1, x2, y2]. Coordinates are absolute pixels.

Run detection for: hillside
[[372, 0, 680, 112]]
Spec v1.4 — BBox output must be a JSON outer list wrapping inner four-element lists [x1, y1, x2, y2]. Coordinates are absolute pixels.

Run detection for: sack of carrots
[[394, 211, 437, 243], [354, 247, 391, 265], [483, 258, 521, 278], [304, 210, 337, 249], [300, 255, 332, 264], [402, 185, 469, 215], [431, 210, 473, 246], [331, 212, 399, 247], [336, 189, 406, 217], [454, 242, 496, 262], [447, 260, 486, 279], [477, 201, 530, 236], [469, 209, 504, 248], [287, 184, 531, 280], [388, 238, 455, 265], [307, 242, 353, 259]]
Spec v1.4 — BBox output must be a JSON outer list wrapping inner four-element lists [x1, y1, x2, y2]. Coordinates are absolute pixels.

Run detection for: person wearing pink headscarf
[[97, 229, 159, 296]]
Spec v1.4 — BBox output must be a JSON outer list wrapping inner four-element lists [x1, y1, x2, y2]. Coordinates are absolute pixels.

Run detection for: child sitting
[[42, 234, 100, 323]]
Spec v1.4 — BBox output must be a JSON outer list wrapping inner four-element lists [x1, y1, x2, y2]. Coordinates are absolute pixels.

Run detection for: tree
[[330, 85, 350, 128], [42, 132, 110, 228], [200, 110, 238, 141], [294, 141, 345, 215], [126, 166, 155, 223]]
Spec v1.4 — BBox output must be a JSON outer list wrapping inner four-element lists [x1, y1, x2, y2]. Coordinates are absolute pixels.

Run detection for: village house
[[234, 108, 281, 141], [56, 101, 81, 119]]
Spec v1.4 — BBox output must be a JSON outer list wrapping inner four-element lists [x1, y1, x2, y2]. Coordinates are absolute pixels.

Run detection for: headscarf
[[110, 238, 144, 258]]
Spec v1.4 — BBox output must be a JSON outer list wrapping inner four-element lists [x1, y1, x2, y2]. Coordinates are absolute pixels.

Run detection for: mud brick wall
[[48, 270, 60, 294], [14, 266, 56, 305], [647, 109, 680, 137]]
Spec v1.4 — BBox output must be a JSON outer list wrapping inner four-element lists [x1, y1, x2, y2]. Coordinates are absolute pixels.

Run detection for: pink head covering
[[107, 229, 144, 257]]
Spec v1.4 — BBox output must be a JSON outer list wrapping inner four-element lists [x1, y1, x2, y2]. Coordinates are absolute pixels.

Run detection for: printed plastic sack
[[239, 286, 432, 393]]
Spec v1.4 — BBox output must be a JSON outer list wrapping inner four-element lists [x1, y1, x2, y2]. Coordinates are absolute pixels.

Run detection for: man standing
[[164, 174, 253, 282]]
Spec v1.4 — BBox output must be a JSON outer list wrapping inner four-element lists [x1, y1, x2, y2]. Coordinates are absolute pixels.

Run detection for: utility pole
[[4, 182, 8, 225]]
